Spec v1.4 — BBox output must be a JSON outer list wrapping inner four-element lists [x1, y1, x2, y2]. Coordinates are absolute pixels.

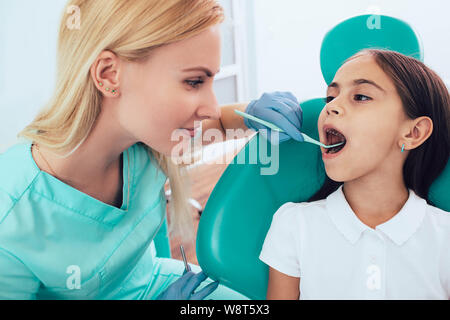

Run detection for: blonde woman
[[0, 0, 303, 299]]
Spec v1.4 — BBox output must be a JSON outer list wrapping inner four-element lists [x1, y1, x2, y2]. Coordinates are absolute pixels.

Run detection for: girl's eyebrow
[[328, 79, 386, 93], [353, 78, 386, 93]]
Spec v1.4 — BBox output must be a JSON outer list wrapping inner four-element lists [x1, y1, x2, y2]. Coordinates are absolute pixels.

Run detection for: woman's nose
[[196, 89, 221, 120]]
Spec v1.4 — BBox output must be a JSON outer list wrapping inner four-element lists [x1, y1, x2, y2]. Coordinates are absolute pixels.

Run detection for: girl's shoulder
[[426, 204, 450, 229], [276, 199, 327, 213], [272, 199, 329, 226]]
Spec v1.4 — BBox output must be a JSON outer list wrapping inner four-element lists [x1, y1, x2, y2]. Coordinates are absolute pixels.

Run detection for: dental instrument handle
[[180, 245, 191, 273], [235, 110, 284, 133], [234, 109, 344, 149]]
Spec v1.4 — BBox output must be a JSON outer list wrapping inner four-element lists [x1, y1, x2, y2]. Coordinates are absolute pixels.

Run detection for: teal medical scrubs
[[0, 141, 247, 300]]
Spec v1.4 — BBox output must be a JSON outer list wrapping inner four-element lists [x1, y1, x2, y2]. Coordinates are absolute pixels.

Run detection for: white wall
[[0, 0, 67, 153], [250, 0, 450, 101]]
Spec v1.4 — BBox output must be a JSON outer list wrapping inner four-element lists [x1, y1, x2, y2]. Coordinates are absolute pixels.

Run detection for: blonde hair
[[18, 0, 224, 241]]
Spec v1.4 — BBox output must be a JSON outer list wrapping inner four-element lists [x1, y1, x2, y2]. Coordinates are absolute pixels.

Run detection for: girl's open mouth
[[322, 127, 347, 158]]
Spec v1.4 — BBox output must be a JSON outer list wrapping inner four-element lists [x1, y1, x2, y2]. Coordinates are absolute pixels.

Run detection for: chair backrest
[[196, 15, 447, 300]]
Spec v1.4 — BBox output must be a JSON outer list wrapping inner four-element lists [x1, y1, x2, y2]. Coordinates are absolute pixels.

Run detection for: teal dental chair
[[196, 15, 450, 300]]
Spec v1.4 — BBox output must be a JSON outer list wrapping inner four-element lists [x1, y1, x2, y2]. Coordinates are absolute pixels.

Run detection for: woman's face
[[317, 55, 409, 182], [117, 25, 222, 156]]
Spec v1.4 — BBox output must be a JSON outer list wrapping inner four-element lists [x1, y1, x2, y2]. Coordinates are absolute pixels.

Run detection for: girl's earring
[[98, 82, 103, 87], [401, 143, 405, 153]]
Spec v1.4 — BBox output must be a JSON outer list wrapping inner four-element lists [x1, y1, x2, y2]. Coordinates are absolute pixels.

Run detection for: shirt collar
[[326, 185, 427, 246]]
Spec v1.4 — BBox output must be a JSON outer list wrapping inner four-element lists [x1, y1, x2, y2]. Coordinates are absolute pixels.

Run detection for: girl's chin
[[325, 173, 347, 183], [324, 164, 350, 182]]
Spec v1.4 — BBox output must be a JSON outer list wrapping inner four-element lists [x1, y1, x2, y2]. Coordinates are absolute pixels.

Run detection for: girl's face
[[117, 26, 222, 156], [317, 55, 409, 182]]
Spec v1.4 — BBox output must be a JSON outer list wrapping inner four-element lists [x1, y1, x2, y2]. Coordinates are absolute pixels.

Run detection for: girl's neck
[[342, 178, 409, 229]]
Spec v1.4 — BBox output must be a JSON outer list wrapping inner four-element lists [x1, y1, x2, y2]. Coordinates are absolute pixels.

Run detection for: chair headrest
[[320, 14, 424, 84]]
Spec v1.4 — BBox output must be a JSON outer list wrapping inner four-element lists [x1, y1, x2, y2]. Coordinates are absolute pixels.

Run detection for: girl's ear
[[402, 116, 433, 151]]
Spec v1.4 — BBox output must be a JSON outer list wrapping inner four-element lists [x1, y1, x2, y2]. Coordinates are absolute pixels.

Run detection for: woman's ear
[[90, 50, 121, 95], [402, 116, 433, 151]]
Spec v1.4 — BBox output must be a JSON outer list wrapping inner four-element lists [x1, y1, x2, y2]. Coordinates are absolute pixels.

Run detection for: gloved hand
[[244, 91, 304, 144], [156, 271, 219, 300]]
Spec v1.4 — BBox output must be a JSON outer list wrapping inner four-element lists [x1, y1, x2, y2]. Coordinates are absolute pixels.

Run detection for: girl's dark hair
[[308, 49, 450, 206]]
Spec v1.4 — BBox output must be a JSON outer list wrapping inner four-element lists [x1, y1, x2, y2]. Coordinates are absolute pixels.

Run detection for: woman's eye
[[185, 79, 204, 88], [354, 94, 372, 101]]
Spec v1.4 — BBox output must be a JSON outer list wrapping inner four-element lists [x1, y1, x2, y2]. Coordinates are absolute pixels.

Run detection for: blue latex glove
[[244, 91, 304, 144], [156, 271, 219, 300]]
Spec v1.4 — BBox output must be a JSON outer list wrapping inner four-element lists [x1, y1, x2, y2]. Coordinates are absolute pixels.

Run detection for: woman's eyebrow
[[327, 79, 386, 93], [182, 67, 219, 78]]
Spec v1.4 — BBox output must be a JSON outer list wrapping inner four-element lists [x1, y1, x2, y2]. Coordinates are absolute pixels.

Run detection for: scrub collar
[[26, 141, 167, 227]]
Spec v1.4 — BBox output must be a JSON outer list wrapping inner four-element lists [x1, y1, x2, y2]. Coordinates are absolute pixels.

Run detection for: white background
[[250, 0, 450, 100]]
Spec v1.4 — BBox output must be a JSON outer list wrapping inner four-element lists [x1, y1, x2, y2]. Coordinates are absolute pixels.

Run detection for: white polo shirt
[[259, 185, 450, 300]]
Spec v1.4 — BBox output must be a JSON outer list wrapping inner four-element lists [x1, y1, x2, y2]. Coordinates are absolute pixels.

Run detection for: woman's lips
[[186, 129, 195, 137], [181, 127, 200, 138]]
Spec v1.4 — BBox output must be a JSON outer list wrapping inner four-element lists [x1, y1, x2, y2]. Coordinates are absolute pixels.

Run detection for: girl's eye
[[185, 79, 204, 88], [354, 94, 372, 101], [325, 96, 335, 103]]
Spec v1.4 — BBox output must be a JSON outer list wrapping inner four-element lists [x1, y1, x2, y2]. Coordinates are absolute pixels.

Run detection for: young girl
[[259, 49, 450, 300]]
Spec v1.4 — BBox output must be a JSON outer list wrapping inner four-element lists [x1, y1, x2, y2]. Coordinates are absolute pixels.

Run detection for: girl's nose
[[326, 100, 344, 116]]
